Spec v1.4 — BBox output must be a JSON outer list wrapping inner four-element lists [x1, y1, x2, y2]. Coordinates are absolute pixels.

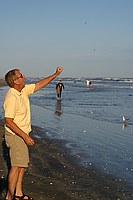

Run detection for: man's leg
[[6, 166, 20, 200], [15, 167, 26, 197]]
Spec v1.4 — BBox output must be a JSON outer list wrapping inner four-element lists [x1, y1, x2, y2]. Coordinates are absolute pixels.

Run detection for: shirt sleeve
[[23, 84, 35, 96], [4, 94, 19, 118]]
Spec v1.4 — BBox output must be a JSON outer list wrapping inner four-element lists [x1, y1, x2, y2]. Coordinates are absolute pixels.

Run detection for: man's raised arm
[[34, 66, 63, 92]]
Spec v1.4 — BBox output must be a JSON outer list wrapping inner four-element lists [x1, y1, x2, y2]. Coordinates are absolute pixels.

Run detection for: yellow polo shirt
[[4, 84, 35, 135]]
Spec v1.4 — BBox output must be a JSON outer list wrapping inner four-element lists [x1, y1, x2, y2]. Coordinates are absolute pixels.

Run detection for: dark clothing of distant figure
[[89, 80, 92, 86], [56, 81, 65, 98]]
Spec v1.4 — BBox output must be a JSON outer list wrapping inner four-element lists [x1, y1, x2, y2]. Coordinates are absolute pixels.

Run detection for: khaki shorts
[[5, 131, 29, 167]]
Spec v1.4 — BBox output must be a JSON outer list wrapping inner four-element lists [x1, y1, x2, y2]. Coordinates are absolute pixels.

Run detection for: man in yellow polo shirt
[[3, 66, 63, 200]]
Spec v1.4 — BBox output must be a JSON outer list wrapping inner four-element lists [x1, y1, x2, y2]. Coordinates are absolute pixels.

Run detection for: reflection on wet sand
[[55, 99, 62, 117]]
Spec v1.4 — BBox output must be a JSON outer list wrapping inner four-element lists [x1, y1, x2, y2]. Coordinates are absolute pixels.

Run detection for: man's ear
[[14, 79, 18, 85]]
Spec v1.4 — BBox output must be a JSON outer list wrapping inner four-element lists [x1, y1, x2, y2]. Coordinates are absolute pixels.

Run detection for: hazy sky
[[0, 0, 133, 78]]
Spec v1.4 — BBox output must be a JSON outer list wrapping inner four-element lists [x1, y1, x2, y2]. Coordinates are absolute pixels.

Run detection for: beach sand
[[0, 118, 133, 200]]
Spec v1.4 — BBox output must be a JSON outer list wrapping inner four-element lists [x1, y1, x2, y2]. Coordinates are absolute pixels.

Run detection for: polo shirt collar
[[10, 88, 23, 96]]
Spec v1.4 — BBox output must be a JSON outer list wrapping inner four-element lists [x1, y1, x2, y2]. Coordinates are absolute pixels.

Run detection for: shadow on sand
[[0, 137, 11, 199]]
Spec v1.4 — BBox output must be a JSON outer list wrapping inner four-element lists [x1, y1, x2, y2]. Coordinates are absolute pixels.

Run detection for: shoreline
[[0, 118, 133, 200]]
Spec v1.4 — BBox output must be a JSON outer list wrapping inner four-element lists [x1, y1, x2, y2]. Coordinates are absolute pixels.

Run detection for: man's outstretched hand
[[56, 66, 63, 75]]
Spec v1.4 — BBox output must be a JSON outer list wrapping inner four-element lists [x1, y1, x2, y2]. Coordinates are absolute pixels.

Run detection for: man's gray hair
[[5, 69, 19, 87]]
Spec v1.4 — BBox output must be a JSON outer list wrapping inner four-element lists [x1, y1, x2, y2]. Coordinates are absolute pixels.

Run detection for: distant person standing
[[86, 80, 92, 86], [89, 80, 92, 86], [56, 80, 64, 99]]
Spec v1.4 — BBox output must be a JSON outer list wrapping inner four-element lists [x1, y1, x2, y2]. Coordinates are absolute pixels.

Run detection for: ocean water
[[0, 77, 133, 189]]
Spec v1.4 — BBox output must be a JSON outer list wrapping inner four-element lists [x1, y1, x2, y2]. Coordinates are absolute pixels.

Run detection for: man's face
[[14, 70, 25, 89]]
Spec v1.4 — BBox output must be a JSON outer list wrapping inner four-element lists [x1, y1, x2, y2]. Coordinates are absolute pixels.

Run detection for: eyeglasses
[[16, 74, 23, 79]]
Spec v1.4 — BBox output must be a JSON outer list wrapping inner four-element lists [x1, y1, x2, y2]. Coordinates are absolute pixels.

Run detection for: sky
[[0, 0, 133, 78]]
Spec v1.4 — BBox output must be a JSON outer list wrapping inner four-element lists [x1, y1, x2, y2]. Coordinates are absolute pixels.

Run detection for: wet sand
[[0, 118, 133, 200]]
